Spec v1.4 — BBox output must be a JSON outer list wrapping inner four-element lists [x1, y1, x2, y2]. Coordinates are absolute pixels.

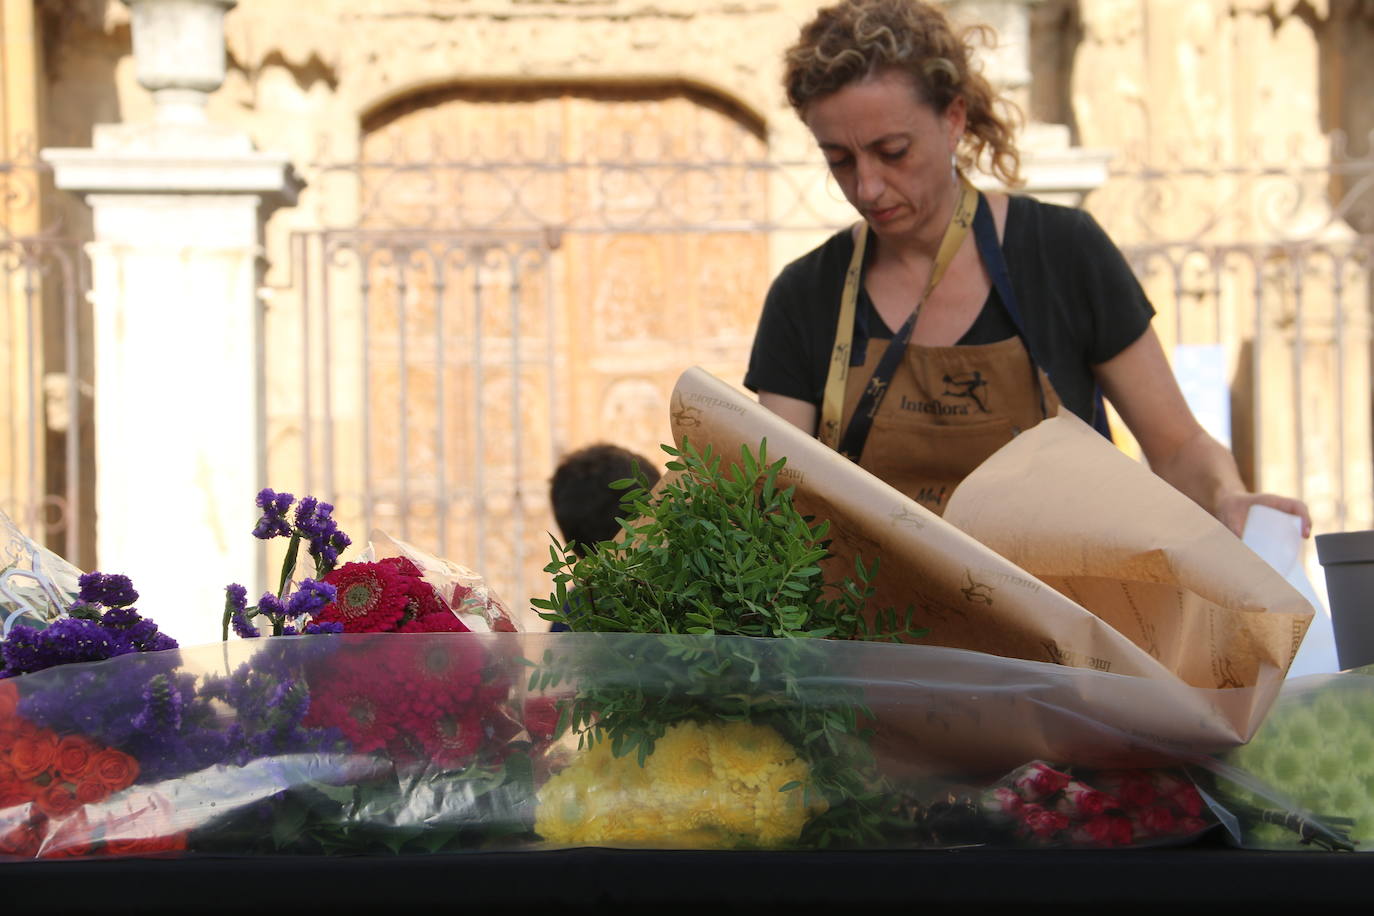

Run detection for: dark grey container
[[1315, 530, 1374, 670]]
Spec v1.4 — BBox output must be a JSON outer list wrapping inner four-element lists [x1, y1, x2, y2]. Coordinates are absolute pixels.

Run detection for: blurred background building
[[2, 0, 1371, 640]]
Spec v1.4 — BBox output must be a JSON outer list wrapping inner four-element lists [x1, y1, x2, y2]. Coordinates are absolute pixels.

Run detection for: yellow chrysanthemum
[[534, 720, 826, 848]]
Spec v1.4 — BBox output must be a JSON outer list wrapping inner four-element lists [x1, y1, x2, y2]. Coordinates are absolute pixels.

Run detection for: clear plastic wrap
[[0, 632, 1246, 859], [1201, 666, 1374, 851], [0, 510, 82, 637]]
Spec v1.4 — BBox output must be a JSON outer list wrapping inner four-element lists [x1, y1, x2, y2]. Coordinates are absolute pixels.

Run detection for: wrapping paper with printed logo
[[668, 366, 1312, 773]]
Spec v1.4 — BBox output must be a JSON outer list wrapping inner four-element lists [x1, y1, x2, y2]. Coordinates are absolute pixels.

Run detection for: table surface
[[5, 837, 1372, 915]]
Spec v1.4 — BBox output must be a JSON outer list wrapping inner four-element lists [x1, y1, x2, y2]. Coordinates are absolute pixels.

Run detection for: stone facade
[[5, 0, 1372, 634]]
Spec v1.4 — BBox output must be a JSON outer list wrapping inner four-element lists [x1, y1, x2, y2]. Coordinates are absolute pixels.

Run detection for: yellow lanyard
[[818, 178, 979, 451]]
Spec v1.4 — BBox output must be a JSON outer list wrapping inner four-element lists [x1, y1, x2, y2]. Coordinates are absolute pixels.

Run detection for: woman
[[745, 0, 1309, 537]]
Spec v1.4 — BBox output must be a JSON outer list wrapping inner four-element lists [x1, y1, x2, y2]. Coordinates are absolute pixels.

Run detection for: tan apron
[[817, 180, 1066, 515], [837, 335, 1061, 514]]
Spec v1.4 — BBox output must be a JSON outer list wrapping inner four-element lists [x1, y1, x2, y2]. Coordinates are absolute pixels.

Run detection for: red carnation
[[316, 561, 411, 633]]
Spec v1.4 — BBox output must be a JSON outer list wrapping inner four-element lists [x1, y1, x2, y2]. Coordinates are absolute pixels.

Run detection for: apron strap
[[970, 193, 1113, 440]]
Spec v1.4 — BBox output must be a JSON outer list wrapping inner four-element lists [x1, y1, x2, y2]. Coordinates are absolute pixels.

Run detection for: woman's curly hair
[[784, 0, 1023, 187]]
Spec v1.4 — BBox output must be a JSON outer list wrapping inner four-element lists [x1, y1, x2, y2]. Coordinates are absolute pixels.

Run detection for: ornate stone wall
[[24, 0, 1374, 618]]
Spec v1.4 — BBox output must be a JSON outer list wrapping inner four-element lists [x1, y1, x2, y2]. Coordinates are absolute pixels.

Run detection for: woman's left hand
[[1214, 491, 1313, 539]]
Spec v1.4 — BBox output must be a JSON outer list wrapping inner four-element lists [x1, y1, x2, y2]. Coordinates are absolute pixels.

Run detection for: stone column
[[42, 0, 299, 647], [1, 0, 43, 534], [949, 0, 1113, 205]]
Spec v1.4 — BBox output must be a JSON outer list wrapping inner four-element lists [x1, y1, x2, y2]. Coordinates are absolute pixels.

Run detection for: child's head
[[550, 444, 661, 556]]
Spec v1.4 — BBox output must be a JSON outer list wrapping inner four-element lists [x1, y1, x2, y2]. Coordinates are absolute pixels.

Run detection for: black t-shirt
[[743, 195, 1156, 425]]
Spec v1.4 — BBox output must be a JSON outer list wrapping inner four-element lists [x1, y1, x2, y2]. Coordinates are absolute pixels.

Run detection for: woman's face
[[803, 68, 966, 242]]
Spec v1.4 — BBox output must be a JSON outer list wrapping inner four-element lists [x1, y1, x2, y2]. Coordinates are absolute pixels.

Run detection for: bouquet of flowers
[[978, 761, 1213, 848], [0, 493, 542, 859], [1200, 668, 1374, 851]]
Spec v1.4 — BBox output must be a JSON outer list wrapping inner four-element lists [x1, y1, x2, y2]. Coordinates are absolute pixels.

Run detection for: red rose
[[0, 778, 31, 810], [0, 680, 18, 720], [1018, 803, 1070, 841], [102, 832, 187, 857], [1056, 780, 1118, 819], [1069, 813, 1119, 846], [1175, 816, 1211, 836], [0, 818, 44, 858], [34, 781, 80, 818], [1138, 804, 1177, 836], [91, 749, 139, 791], [1110, 814, 1135, 846], [9, 730, 59, 781], [74, 779, 111, 806], [1171, 783, 1205, 818], [1011, 762, 1071, 802], [55, 735, 97, 781], [523, 696, 560, 742], [1118, 775, 1157, 809], [39, 810, 95, 859]]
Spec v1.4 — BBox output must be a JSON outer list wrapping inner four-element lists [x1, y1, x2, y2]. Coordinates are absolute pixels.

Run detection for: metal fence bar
[[433, 245, 449, 558], [471, 245, 487, 579], [395, 247, 411, 542]]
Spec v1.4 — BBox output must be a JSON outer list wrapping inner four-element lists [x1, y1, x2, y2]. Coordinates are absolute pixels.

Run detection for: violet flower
[[286, 579, 336, 620], [225, 583, 260, 639], [294, 496, 351, 573], [77, 571, 139, 608], [252, 488, 295, 540]]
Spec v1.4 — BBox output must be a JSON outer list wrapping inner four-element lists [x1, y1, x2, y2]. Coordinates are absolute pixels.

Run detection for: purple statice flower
[[124, 617, 178, 653], [77, 571, 140, 608], [97, 602, 179, 652], [0, 618, 134, 678], [294, 496, 352, 572], [252, 488, 295, 540], [232, 611, 259, 640], [257, 593, 288, 629], [303, 621, 344, 635], [226, 583, 259, 638], [286, 578, 336, 620], [132, 673, 184, 734], [101, 604, 141, 627]]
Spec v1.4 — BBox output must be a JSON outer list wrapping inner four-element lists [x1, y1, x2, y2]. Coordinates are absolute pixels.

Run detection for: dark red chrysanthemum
[[315, 562, 410, 633]]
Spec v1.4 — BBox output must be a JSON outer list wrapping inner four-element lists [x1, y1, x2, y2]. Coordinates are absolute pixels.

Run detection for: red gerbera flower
[[315, 562, 410, 633], [398, 612, 469, 634]]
